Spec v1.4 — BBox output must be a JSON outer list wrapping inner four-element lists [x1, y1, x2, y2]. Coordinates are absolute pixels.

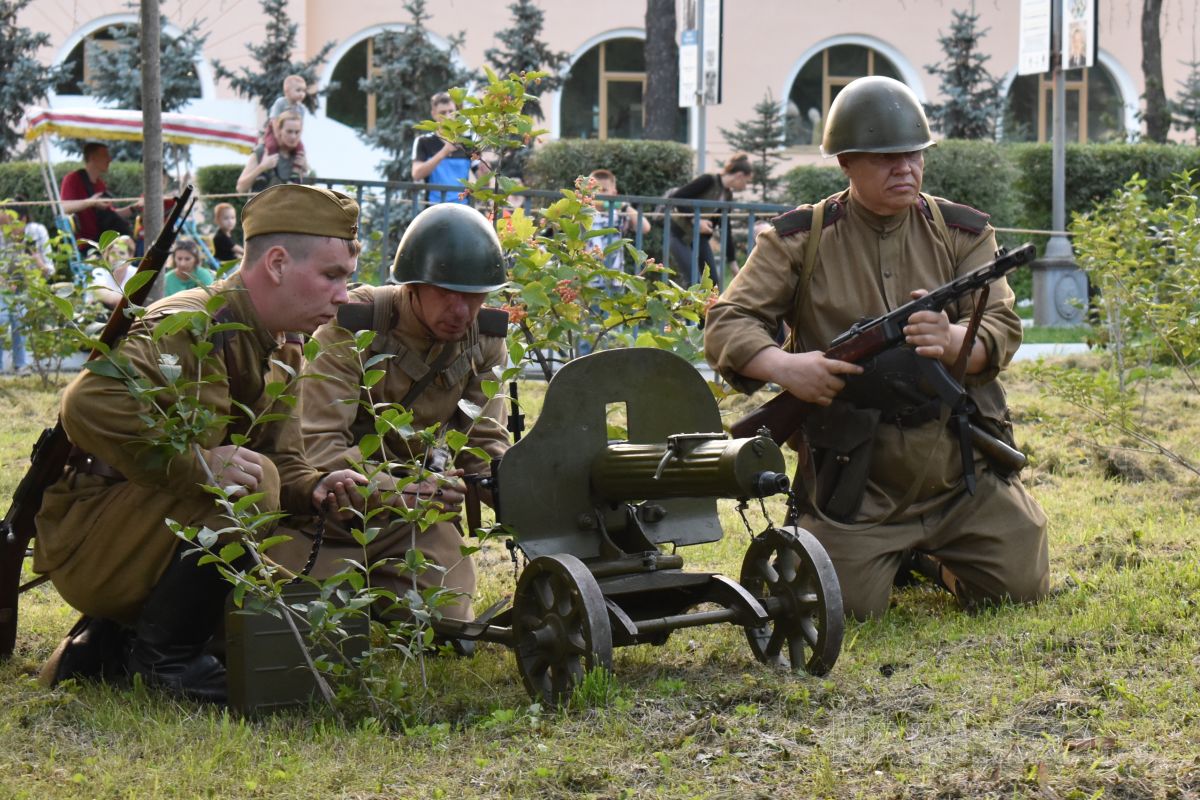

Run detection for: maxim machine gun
[[437, 347, 844, 706]]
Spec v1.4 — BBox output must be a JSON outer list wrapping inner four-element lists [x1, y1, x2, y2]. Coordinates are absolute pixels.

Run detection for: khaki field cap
[[820, 76, 935, 157], [242, 184, 360, 240]]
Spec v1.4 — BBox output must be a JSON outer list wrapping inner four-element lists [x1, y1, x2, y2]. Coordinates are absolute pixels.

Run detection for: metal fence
[[305, 177, 792, 288]]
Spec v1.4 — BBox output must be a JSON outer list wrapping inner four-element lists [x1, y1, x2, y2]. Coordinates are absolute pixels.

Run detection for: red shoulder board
[[922, 197, 990, 235], [771, 199, 845, 237]]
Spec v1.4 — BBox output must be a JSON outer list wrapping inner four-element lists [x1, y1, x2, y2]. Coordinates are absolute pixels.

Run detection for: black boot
[[127, 545, 231, 703], [40, 615, 130, 688]]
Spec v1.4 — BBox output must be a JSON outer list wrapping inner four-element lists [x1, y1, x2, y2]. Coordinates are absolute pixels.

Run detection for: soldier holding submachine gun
[[705, 76, 1049, 620]]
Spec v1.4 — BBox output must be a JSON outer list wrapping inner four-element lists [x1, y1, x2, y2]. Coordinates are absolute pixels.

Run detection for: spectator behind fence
[[59, 142, 134, 253], [164, 239, 214, 296], [212, 202, 244, 262], [411, 92, 490, 205], [666, 153, 753, 286], [588, 169, 651, 275], [237, 111, 308, 194], [90, 235, 136, 310], [262, 75, 309, 161], [1, 200, 55, 373]]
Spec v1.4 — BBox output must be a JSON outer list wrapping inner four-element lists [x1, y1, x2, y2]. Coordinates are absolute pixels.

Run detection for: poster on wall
[[1062, 0, 1096, 69], [678, 0, 722, 107], [1018, 0, 1051, 75]]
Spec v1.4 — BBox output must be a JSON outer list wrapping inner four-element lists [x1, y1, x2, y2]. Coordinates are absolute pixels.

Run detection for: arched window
[[1002, 65, 1126, 143], [327, 38, 371, 130], [559, 37, 688, 141], [784, 44, 902, 147], [55, 24, 201, 99]]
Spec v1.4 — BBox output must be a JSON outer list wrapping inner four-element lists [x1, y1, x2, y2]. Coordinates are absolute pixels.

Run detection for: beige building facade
[[17, 0, 1200, 177]]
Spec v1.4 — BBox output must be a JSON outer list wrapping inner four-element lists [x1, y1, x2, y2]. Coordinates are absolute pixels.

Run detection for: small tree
[[923, 3, 1002, 140], [719, 92, 787, 203], [0, 0, 71, 162], [212, 0, 337, 113], [77, 14, 207, 165], [1171, 58, 1200, 144], [484, 0, 569, 120], [359, 0, 474, 182]]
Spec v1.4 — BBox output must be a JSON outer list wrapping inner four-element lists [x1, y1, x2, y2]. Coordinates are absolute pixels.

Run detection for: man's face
[[285, 80, 307, 104], [87, 146, 112, 175], [412, 283, 487, 342], [274, 237, 357, 334], [431, 101, 457, 122], [840, 151, 924, 216]]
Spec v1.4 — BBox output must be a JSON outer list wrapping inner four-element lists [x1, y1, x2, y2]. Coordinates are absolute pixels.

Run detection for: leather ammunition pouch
[[804, 402, 880, 522]]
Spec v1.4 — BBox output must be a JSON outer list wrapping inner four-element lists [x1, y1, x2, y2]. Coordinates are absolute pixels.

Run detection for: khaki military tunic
[[705, 190, 1048, 618], [270, 285, 509, 621], [34, 275, 323, 623]]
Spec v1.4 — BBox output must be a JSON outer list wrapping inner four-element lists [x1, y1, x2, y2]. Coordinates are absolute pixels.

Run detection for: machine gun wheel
[[740, 526, 843, 676], [512, 553, 613, 706]]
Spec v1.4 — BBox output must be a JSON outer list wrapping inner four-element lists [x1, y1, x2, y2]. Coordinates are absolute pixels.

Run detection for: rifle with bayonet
[[729, 243, 1036, 475], [0, 185, 196, 658]]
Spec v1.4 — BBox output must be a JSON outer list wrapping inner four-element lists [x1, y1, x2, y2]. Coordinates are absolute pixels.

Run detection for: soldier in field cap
[[35, 183, 370, 703]]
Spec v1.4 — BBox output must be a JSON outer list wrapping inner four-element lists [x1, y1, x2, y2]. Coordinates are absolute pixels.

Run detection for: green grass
[[1, 363, 1198, 799], [1022, 325, 1090, 344]]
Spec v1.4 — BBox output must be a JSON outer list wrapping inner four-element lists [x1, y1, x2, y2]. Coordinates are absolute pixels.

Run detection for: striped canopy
[[24, 107, 257, 154]]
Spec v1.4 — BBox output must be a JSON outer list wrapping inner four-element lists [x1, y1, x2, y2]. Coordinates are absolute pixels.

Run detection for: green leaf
[[122, 270, 156, 296], [232, 492, 267, 514], [359, 434, 381, 460], [84, 359, 127, 380], [363, 369, 386, 389], [445, 429, 469, 451], [218, 542, 245, 563]]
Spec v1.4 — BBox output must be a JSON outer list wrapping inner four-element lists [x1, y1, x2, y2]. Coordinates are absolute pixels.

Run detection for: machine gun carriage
[[439, 347, 844, 705]]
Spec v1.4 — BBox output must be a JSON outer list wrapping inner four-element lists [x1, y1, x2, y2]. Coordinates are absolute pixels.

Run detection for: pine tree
[[1170, 58, 1200, 144], [719, 92, 787, 203], [923, 3, 1002, 140], [0, 0, 71, 161], [77, 14, 207, 163], [212, 0, 336, 113], [484, 0, 569, 120], [359, 0, 474, 182]]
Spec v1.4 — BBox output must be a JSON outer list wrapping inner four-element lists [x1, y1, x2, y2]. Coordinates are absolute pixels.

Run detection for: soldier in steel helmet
[[35, 184, 369, 701], [705, 76, 1048, 620], [272, 204, 510, 623]]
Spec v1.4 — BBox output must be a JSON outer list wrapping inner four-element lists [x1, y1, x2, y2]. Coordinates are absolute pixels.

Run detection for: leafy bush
[[194, 163, 248, 221], [779, 164, 845, 206], [1012, 142, 1200, 233], [923, 139, 1020, 234], [524, 139, 694, 197]]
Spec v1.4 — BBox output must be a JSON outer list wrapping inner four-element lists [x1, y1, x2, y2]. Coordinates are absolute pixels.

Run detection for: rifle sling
[[66, 447, 126, 482]]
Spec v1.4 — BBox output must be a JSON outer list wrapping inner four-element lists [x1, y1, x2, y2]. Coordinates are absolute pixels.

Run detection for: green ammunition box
[[225, 586, 369, 714]]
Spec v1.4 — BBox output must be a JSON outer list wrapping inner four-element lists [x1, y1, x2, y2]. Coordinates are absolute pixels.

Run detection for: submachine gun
[[0, 187, 196, 659], [731, 244, 1036, 484], [434, 347, 845, 706]]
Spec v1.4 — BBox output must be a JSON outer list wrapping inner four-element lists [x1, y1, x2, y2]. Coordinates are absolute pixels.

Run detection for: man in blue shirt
[[410, 92, 490, 205]]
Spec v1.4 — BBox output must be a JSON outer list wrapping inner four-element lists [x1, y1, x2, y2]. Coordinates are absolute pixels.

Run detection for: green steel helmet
[[391, 204, 507, 292], [820, 76, 935, 157]]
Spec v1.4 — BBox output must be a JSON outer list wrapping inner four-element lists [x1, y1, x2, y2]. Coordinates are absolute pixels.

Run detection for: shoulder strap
[[782, 198, 826, 353]]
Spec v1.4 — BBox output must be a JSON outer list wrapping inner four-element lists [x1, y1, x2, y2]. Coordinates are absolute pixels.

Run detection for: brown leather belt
[[67, 446, 127, 481]]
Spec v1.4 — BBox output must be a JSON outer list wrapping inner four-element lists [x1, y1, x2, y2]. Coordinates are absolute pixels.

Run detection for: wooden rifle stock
[[0, 186, 196, 658]]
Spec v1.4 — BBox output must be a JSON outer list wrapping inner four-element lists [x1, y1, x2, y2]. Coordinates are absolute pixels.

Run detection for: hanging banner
[[678, 0, 722, 107], [1062, 0, 1097, 70], [701, 0, 722, 105], [1018, 0, 1052, 75]]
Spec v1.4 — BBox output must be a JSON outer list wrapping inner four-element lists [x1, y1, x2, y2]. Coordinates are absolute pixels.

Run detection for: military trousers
[[33, 460, 282, 624], [271, 515, 476, 622], [798, 470, 1049, 620]]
